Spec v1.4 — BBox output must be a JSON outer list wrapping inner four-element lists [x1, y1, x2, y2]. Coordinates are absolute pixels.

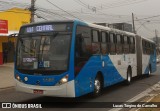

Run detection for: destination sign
[[26, 25, 54, 33], [22, 23, 72, 34]]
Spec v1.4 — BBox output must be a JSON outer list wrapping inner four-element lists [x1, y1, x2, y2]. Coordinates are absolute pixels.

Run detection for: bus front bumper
[[15, 80, 75, 97]]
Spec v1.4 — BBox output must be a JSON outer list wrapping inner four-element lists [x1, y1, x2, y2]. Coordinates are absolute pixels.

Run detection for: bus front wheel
[[93, 75, 103, 97]]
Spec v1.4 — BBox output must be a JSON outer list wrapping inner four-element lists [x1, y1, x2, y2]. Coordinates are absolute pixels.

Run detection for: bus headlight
[[58, 75, 68, 85], [24, 77, 28, 82], [15, 74, 21, 81]]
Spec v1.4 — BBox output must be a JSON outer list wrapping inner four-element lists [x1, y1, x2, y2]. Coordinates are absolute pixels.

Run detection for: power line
[[36, 8, 70, 20], [46, 0, 83, 21], [98, 0, 149, 10], [126, 15, 160, 23], [73, 0, 149, 11], [35, 13, 48, 20], [135, 15, 160, 21], [135, 15, 154, 36]]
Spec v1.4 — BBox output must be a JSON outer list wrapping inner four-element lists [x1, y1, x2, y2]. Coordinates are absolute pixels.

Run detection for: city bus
[[15, 20, 157, 97]]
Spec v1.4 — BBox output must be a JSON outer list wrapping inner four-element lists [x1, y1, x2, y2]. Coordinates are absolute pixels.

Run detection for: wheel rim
[[127, 70, 131, 82], [148, 70, 151, 75], [128, 74, 131, 82], [94, 79, 101, 94]]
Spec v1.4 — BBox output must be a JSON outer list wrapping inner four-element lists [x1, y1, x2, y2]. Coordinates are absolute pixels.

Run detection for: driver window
[[75, 26, 92, 74]]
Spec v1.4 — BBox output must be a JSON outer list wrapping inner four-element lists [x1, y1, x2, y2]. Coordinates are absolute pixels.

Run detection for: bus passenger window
[[123, 36, 129, 54], [91, 30, 100, 54], [129, 37, 135, 53], [116, 34, 123, 54], [142, 40, 146, 54], [109, 33, 116, 54], [101, 32, 109, 54]]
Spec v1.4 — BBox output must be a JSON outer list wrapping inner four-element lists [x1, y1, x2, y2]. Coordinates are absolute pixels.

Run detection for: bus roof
[[21, 19, 155, 44], [76, 20, 155, 44]]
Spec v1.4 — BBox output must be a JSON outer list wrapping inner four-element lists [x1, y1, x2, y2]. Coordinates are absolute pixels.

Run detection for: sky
[[0, 0, 160, 39]]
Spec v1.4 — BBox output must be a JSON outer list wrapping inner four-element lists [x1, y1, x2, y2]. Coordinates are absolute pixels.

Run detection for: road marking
[[135, 94, 158, 111], [109, 81, 160, 111]]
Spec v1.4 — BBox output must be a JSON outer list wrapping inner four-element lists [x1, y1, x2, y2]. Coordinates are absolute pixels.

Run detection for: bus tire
[[147, 65, 151, 77], [93, 74, 103, 97], [126, 67, 132, 85]]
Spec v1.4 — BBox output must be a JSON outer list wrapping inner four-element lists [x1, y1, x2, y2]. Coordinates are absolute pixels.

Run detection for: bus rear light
[[57, 75, 68, 85]]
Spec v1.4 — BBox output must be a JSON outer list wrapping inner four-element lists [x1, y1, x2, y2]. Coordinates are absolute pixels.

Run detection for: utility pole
[[132, 13, 136, 34], [30, 0, 36, 23]]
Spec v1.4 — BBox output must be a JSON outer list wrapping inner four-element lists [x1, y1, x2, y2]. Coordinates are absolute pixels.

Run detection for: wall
[[0, 8, 30, 64]]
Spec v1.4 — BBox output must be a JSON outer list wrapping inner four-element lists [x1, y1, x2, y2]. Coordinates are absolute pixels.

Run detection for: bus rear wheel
[[126, 67, 132, 85], [147, 65, 151, 77]]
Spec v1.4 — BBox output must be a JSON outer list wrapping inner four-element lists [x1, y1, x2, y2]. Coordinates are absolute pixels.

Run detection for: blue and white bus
[[15, 20, 157, 97]]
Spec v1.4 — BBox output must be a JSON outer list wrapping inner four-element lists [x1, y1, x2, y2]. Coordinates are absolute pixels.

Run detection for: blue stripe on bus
[[144, 49, 157, 74], [74, 55, 125, 97]]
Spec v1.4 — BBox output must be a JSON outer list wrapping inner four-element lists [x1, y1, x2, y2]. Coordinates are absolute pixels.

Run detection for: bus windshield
[[16, 33, 71, 74]]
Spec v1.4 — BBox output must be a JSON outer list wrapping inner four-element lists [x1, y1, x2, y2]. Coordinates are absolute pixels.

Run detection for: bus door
[[74, 26, 93, 95]]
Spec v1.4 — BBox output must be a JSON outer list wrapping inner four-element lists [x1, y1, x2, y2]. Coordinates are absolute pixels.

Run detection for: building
[[108, 23, 133, 32], [0, 8, 31, 65], [94, 22, 133, 33]]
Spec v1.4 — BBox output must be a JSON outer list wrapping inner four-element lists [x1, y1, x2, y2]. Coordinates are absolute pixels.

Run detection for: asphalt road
[[0, 65, 160, 111]]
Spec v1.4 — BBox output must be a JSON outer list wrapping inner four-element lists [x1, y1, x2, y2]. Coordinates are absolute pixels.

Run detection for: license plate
[[33, 90, 43, 94]]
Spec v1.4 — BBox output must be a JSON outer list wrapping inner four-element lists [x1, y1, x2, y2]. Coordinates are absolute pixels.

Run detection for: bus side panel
[[74, 56, 101, 97], [102, 55, 125, 87], [142, 55, 150, 74], [151, 50, 157, 72], [74, 55, 125, 97], [144, 49, 157, 74], [108, 53, 137, 79]]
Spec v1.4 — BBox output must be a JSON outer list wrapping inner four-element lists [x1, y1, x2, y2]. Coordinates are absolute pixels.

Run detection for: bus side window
[[109, 33, 116, 54], [101, 32, 109, 54], [91, 30, 100, 54], [116, 34, 123, 54], [142, 40, 146, 54], [123, 35, 129, 54], [145, 41, 150, 55], [129, 37, 135, 54], [148, 42, 151, 55], [151, 44, 155, 54]]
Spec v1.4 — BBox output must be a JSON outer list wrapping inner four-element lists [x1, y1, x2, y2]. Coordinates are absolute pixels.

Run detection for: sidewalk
[[0, 63, 15, 89], [129, 81, 160, 111]]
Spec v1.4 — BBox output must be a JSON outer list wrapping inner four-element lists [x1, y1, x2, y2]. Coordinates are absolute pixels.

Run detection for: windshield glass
[[16, 33, 71, 73]]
